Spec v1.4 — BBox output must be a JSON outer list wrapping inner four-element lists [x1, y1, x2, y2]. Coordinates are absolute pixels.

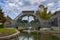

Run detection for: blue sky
[[0, 0, 60, 19]]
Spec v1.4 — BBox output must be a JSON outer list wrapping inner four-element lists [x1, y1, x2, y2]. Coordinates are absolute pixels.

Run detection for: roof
[[22, 10, 34, 13]]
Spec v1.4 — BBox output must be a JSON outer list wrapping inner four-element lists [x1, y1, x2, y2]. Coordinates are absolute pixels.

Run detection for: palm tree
[[36, 4, 51, 27]]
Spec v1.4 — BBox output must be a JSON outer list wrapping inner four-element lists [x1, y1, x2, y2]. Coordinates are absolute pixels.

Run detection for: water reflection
[[19, 36, 33, 40], [18, 31, 60, 40]]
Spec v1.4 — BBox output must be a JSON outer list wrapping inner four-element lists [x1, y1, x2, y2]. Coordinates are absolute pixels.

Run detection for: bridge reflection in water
[[18, 30, 60, 40]]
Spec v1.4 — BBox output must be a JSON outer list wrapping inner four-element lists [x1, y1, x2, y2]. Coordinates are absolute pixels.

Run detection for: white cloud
[[58, 1, 60, 3], [25, 0, 46, 5], [51, 10, 56, 13], [8, 2, 23, 7], [1, 0, 59, 19], [57, 8, 60, 11], [51, 8, 60, 13], [20, 6, 37, 11], [22, 16, 34, 22], [14, 0, 19, 2], [30, 0, 40, 4], [47, 2, 55, 7], [18, 2, 24, 6], [8, 0, 19, 3], [58, 1, 60, 6], [8, 3, 15, 8]]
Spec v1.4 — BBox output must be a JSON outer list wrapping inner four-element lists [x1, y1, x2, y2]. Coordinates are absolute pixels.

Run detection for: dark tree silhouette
[[0, 8, 6, 23]]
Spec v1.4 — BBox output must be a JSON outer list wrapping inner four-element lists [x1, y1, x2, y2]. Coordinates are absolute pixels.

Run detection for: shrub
[[0, 25, 4, 28]]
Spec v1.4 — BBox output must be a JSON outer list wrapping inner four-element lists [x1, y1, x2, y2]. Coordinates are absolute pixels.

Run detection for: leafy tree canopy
[[0, 8, 6, 23], [36, 4, 52, 20]]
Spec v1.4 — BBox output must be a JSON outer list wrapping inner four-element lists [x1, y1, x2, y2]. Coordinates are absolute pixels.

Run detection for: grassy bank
[[0, 28, 17, 33], [18, 26, 28, 30]]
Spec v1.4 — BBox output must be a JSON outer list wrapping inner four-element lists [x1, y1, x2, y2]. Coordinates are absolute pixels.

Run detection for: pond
[[18, 30, 60, 40]]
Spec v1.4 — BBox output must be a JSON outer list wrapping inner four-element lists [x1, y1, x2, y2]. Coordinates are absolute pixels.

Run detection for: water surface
[[18, 31, 60, 40]]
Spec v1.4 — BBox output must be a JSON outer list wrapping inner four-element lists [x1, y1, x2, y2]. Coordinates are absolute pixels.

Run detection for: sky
[[0, 0, 60, 20]]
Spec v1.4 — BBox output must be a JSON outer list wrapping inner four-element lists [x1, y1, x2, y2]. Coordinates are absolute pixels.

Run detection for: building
[[50, 11, 60, 27]]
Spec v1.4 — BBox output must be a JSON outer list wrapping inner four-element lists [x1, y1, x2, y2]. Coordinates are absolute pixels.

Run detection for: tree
[[30, 19, 38, 23], [0, 8, 6, 23], [22, 20, 28, 23], [36, 4, 52, 27], [0, 8, 6, 28], [17, 19, 28, 23], [52, 10, 60, 16], [36, 4, 51, 20]]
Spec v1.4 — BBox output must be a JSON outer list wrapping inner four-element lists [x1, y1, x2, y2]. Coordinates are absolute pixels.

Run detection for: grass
[[18, 26, 60, 34], [37, 30, 60, 34], [18, 26, 28, 30], [0, 28, 17, 33], [47, 30, 60, 33]]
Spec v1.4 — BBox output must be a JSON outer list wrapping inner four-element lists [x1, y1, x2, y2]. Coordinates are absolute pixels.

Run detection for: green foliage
[[22, 20, 28, 23], [0, 8, 6, 28], [18, 26, 28, 30], [0, 8, 6, 23], [0, 25, 4, 28], [0, 28, 16, 33], [36, 4, 52, 20], [30, 19, 38, 23], [52, 10, 60, 16], [18, 19, 28, 23]]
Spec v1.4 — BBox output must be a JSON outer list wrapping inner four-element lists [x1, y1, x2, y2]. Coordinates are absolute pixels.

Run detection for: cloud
[[50, 8, 60, 13], [22, 16, 34, 22], [58, 1, 60, 3], [25, 0, 46, 5], [58, 1, 60, 6], [0, 0, 60, 19], [20, 6, 37, 11], [17, 2, 24, 6], [7, 0, 19, 3], [57, 8, 60, 11], [47, 2, 55, 7], [8, 3, 15, 8]]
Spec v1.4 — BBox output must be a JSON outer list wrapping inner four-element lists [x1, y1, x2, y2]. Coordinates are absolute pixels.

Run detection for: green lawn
[[47, 30, 60, 33], [0, 28, 17, 33], [18, 26, 28, 30], [36, 30, 60, 34]]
